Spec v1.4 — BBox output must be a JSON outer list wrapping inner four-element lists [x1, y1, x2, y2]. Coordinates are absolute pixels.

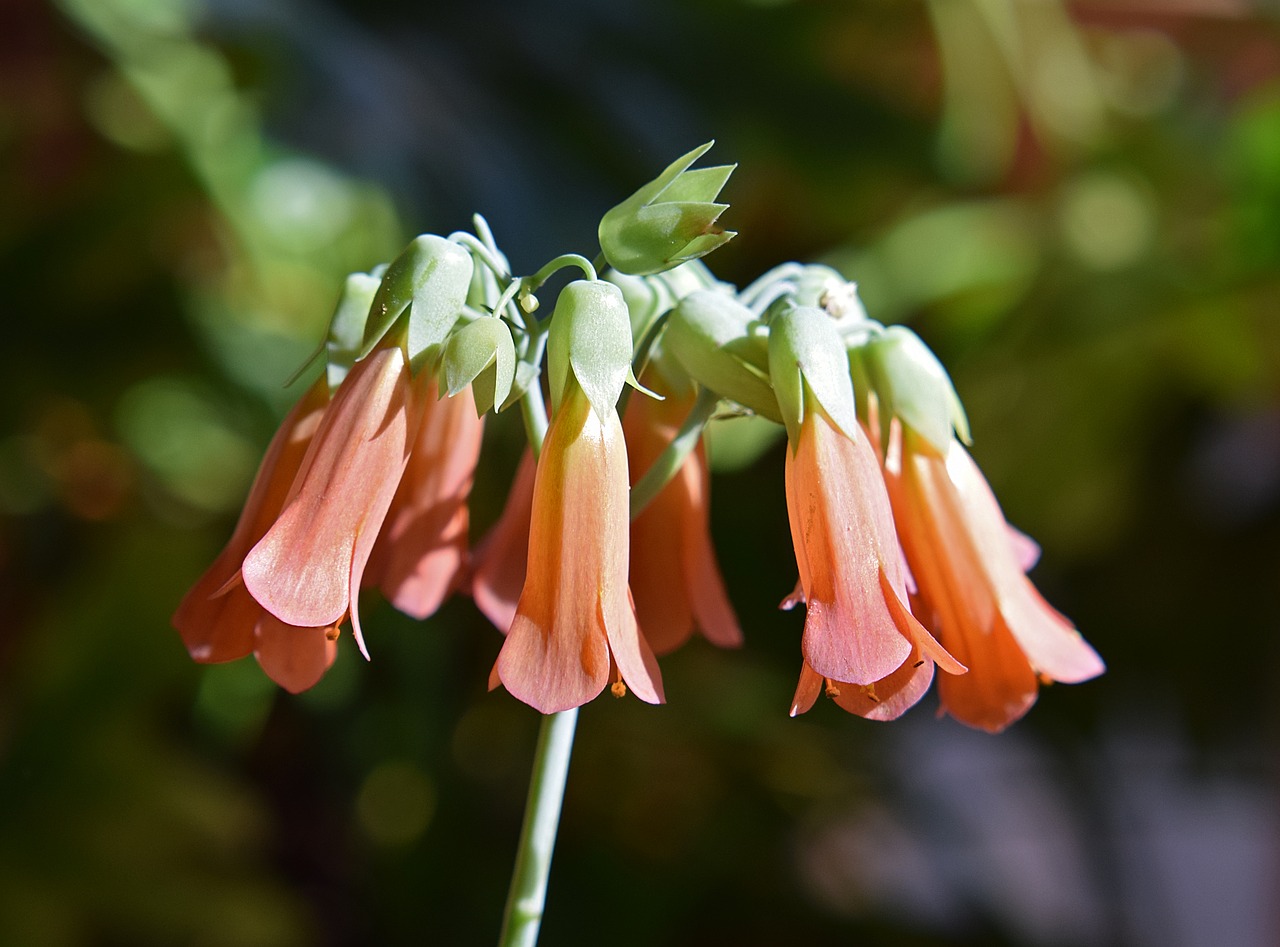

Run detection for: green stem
[[528, 253, 598, 289], [497, 708, 580, 947], [630, 386, 720, 519]]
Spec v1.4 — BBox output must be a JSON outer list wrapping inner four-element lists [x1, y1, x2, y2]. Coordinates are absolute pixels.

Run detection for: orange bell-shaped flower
[[491, 378, 664, 713], [172, 377, 340, 692], [885, 429, 1104, 732], [469, 449, 536, 635], [784, 404, 963, 719], [622, 378, 742, 655], [242, 344, 418, 658], [366, 377, 484, 619]]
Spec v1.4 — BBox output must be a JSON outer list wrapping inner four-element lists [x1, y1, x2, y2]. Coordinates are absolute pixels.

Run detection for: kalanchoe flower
[[172, 377, 340, 693], [770, 307, 964, 719], [884, 428, 1104, 732], [490, 281, 664, 713], [365, 378, 484, 620], [469, 449, 536, 635], [598, 142, 736, 276], [242, 343, 420, 660], [623, 372, 742, 655]]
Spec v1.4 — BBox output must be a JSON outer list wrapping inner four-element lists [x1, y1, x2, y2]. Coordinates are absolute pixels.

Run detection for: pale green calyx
[[360, 234, 474, 365], [325, 271, 381, 389], [598, 141, 737, 276], [667, 290, 781, 423], [547, 280, 633, 421], [768, 306, 860, 445], [441, 317, 516, 416], [860, 325, 970, 455]]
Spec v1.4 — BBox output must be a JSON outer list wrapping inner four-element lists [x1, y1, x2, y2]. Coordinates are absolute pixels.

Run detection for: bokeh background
[[4, 0, 1279, 944]]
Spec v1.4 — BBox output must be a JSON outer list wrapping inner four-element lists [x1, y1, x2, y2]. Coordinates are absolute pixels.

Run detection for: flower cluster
[[175, 145, 1101, 731]]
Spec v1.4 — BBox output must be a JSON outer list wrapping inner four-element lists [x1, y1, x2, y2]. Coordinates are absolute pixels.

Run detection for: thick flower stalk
[[623, 372, 742, 654], [885, 428, 1105, 732], [172, 377, 339, 692]]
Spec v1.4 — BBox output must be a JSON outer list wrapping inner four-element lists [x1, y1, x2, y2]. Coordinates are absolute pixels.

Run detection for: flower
[[172, 377, 340, 693], [782, 404, 964, 720], [469, 449, 535, 635], [242, 343, 420, 659], [884, 429, 1104, 732], [365, 377, 484, 619], [490, 377, 664, 713], [622, 377, 741, 654]]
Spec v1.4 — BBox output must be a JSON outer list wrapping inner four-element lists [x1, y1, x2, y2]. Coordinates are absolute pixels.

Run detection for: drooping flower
[[769, 306, 963, 720], [884, 429, 1104, 732], [172, 377, 340, 693], [490, 279, 664, 713], [622, 375, 741, 654], [490, 378, 664, 713], [782, 405, 964, 719], [242, 343, 420, 659], [365, 378, 484, 619]]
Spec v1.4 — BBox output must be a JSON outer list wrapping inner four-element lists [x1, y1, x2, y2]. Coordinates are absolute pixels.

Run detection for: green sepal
[[599, 142, 736, 276], [360, 234, 473, 362], [768, 306, 859, 445], [441, 317, 516, 416], [861, 326, 970, 454], [547, 280, 633, 421], [667, 290, 781, 423], [313, 271, 379, 390]]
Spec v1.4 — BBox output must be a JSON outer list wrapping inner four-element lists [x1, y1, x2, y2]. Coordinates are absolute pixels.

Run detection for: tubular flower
[[884, 429, 1104, 732], [623, 377, 741, 654], [242, 343, 420, 660], [469, 449, 535, 635], [365, 378, 484, 619], [784, 405, 964, 720], [491, 379, 664, 714], [171, 377, 340, 693]]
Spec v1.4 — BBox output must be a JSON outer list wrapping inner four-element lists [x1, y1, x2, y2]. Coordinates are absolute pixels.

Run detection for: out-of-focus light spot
[[83, 71, 170, 152], [1031, 41, 1106, 146], [451, 703, 532, 790], [115, 377, 258, 513], [1094, 29, 1184, 118], [250, 160, 356, 252], [356, 762, 436, 847], [1059, 171, 1156, 271], [194, 660, 277, 745]]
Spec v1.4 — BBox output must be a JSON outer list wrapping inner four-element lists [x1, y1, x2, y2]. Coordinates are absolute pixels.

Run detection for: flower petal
[[253, 615, 339, 694]]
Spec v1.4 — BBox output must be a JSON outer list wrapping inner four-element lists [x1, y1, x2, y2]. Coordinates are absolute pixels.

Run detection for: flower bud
[[598, 142, 736, 276], [441, 317, 516, 415], [768, 306, 859, 444], [361, 234, 474, 365], [859, 326, 970, 455], [547, 280, 633, 420], [666, 291, 780, 423]]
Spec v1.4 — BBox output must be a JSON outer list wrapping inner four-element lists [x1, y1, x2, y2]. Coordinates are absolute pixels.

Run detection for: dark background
[[3, 0, 1278, 944]]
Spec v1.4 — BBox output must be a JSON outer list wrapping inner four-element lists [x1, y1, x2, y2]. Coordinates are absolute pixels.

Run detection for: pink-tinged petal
[[935, 613, 1040, 733], [789, 663, 824, 717], [243, 346, 415, 629], [370, 379, 484, 619], [786, 410, 912, 684], [830, 647, 936, 722], [624, 383, 742, 654], [879, 568, 965, 676], [779, 578, 805, 611], [1003, 583, 1106, 684], [1007, 524, 1041, 572], [253, 615, 338, 694], [605, 590, 664, 705], [172, 378, 328, 663], [470, 450, 535, 635]]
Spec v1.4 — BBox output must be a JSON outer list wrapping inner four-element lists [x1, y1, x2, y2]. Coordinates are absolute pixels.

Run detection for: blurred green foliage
[[2, 0, 1278, 944]]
